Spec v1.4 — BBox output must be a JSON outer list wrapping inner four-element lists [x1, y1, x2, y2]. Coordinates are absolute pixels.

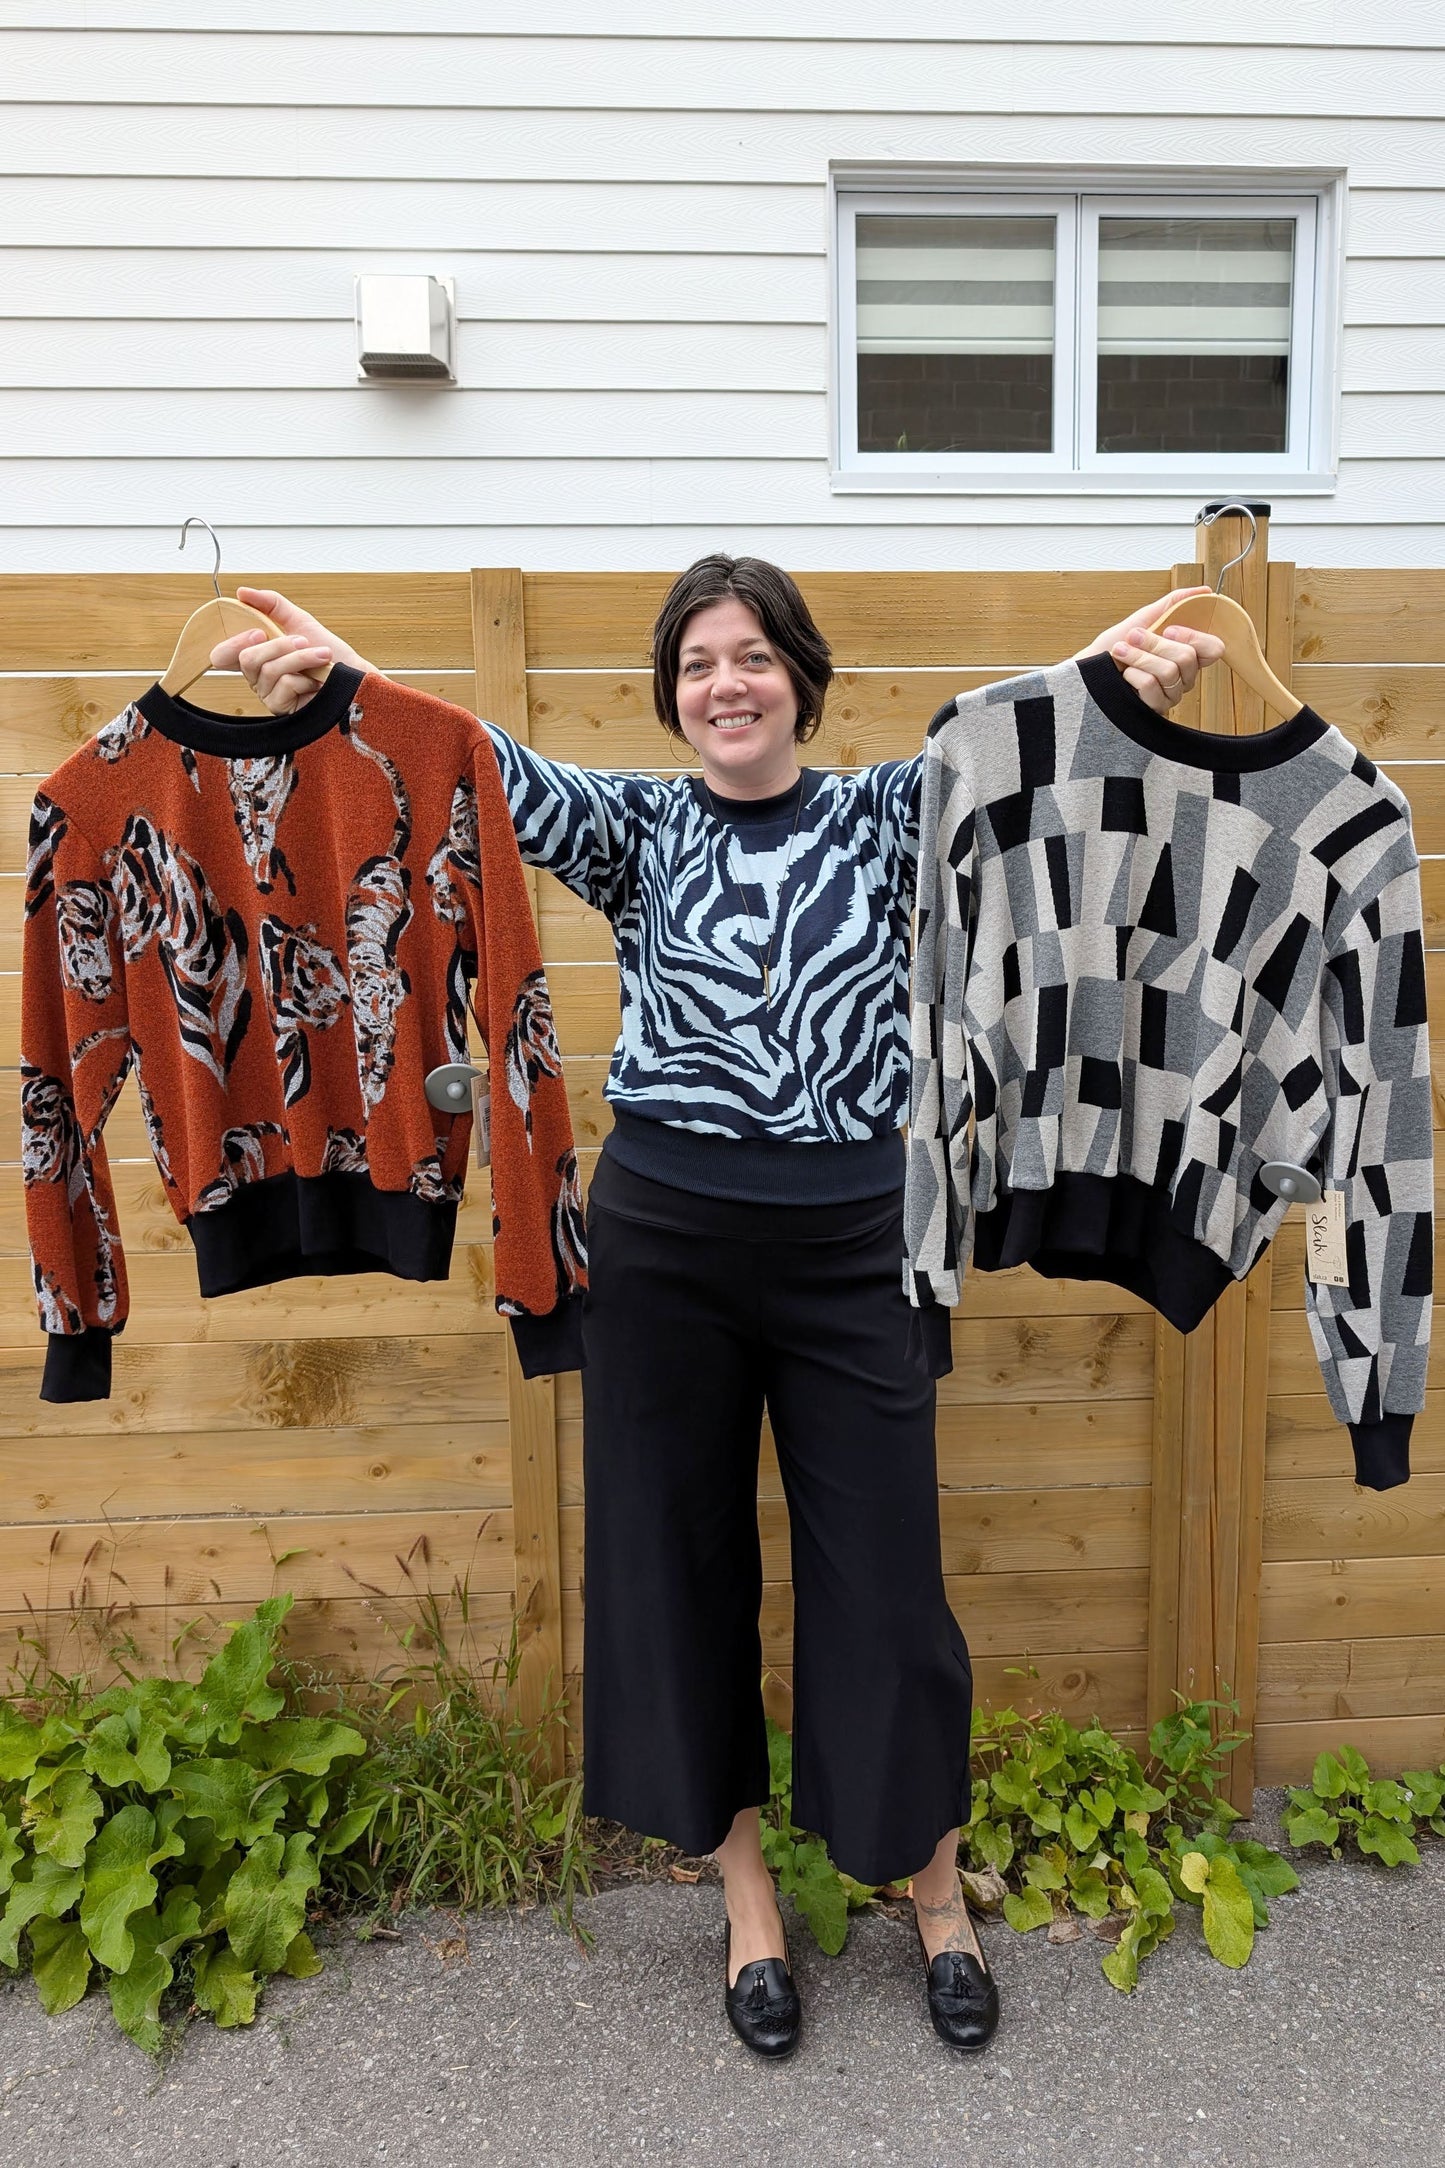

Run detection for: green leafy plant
[[0, 1594, 350, 2053], [759, 1717, 877, 1955], [1284, 1746, 1445, 1868], [963, 1693, 1300, 1993]]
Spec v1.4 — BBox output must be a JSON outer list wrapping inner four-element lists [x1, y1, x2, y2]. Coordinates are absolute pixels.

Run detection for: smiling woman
[[212, 555, 1221, 2061]]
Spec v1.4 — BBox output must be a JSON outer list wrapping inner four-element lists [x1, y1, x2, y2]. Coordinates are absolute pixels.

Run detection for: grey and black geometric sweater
[[904, 652, 1433, 1491]]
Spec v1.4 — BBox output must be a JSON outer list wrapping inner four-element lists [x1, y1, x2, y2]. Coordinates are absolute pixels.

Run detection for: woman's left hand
[[1074, 587, 1226, 715]]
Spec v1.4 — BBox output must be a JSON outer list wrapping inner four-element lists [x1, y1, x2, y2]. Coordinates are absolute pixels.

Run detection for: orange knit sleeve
[[21, 791, 133, 1400]]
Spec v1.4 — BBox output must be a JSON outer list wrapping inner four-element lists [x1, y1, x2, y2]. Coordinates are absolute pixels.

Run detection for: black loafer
[[724, 1916, 801, 2059], [915, 1917, 999, 2051]]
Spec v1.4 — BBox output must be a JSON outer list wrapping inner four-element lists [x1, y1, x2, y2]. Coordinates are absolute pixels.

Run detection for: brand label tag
[[470, 1069, 491, 1170], [1304, 1191, 1349, 1287]]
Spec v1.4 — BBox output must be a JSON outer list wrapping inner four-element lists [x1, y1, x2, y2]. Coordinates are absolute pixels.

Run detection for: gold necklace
[[701, 773, 806, 1007]]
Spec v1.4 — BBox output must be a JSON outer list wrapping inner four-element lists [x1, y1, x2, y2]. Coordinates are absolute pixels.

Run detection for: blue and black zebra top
[[482, 725, 923, 1202]]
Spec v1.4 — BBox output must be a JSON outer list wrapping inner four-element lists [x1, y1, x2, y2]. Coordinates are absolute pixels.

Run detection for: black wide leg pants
[[579, 1155, 973, 1886]]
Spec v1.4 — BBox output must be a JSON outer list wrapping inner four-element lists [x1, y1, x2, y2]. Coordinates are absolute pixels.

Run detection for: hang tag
[[1304, 1191, 1348, 1287], [470, 1070, 491, 1170]]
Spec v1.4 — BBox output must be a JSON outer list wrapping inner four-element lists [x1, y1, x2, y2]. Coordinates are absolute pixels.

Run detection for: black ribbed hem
[[605, 1107, 906, 1206], [509, 1292, 585, 1377], [186, 1169, 458, 1295], [1350, 1413, 1413, 1491], [40, 1326, 116, 1403], [973, 1170, 1236, 1334], [905, 1301, 955, 1380]]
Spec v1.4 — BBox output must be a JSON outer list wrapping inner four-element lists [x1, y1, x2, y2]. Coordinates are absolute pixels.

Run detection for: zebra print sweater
[[904, 653, 1433, 1490], [479, 725, 923, 1200], [22, 665, 586, 1401]]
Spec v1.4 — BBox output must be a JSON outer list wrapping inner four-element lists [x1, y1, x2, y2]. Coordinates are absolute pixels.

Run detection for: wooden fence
[[1, 514, 1440, 1804]]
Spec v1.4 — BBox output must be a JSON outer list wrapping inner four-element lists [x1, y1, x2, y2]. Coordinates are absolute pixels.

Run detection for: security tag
[[471, 1070, 491, 1170], [1304, 1192, 1348, 1287]]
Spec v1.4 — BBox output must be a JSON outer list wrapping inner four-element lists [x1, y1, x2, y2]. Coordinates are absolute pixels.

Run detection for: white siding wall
[[1, 5, 1442, 573]]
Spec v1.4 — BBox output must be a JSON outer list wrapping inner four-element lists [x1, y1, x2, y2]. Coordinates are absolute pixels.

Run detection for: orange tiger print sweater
[[22, 664, 586, 1400]]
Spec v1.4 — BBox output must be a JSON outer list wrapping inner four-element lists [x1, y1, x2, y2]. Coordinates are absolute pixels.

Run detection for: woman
[[214, 562, 1220, 2056]]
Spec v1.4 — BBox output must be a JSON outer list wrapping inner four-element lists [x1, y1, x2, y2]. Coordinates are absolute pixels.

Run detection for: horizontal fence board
[[0, 1506, 521, 1613], [522, 572, 1169, 670], [1267, 1391, 1445, 1480], [0, 1420, 515, 1526], [1253, 1713, 1445, 1785], [1293, 664, 1445, 759], [0, 1333, 507, 1438], [1260, 1556, 1445, 1645], [1256, 1635, 1445, 1724], [739, 1573, 1150, 1665], [1293, 570, 1445, 666], [936, 1313, 1153, 1405], [1263, 1475, 1445, 1564], [0, 577, 474, 673], [0, 1251, 500, 1348]]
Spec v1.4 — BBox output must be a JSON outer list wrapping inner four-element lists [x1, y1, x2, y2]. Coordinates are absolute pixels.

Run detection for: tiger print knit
[[22, 665, 586, 1401], [903, 653, 1432, 1491]]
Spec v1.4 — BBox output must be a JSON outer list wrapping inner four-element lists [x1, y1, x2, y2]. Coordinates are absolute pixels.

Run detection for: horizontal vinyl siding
[[1, 16, 1443, 572]]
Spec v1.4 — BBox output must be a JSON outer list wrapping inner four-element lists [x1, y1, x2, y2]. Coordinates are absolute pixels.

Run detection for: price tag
[[470, 1070, 491, 1170], [1304, 1191, 1348, 1287]]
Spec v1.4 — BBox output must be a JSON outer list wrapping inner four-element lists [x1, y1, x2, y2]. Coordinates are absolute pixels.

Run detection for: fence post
[[1145, 507, 1287, 1810], [471, 568, 566, 1775]]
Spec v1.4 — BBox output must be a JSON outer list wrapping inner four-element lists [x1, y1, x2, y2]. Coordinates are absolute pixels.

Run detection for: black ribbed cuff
[[1349, 1412, 1413, 1490], [507, 1292, 586, 1378], [40, 1328, 114, 1402]]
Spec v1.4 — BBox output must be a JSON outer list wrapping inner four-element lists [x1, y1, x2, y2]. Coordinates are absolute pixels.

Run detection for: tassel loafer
[[724, 1915, 801, 2059], [915, 1916, 1000, 2051]]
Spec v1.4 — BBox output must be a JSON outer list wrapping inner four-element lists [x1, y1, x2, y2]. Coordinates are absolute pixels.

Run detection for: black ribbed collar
[[137, 663, 365, 759], [1077, 650, 1328, 773], [689, 768, 815, 826]]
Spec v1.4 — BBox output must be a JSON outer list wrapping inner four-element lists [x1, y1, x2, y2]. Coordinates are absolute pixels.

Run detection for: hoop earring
[[666, 726, 698, 765]]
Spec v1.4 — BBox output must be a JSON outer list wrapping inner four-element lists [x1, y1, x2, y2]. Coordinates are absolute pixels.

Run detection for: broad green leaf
[[83, 1709, 173, 1794], [1114, 1780, 1167, 1814], [1064, 1805, 1099, 1853], [1024, 1849, 1067, 1893], [1028, 1799, 1063, 1836], [28, 1769, 103, 1868], [194, 1596, 293, 1746], [1199, 1857, 1254, 1969], [1131, 1866, 1173, 1919], [235, 1718, 365, 1778], [1310, 1753, 1348, 1800], [282, 1929, 323, 1979], [1338, 1744, 1371, 1790], [1401, 1770, 1445, 1818], [1357, 1816, 1420, 1868], [1101, 1915, 1144, 1993], [0, 1858, 84, 1970], [990, 1761, 1034, 1808], [224, 1832, 321, 1975], [106, 1890, 203, 2057], [1088, 1788, 1117, 1828], [1285, 1804, 1340, 1849], [319, 1797, 384, 1859], [29, 1916, 92, 2015], [1179, 1851, 1210, 1895], [1227, 1841, 1299, 1925], [1361, 1779, 1412, 1823], [0, 1703, 44, 1782], [192, 1942, 259, 2028], [166, 1758, 285, 1847], [1003, 1885, 1052, 1933], [765, 1719, 792, 1803], [80, 1805, 159, 1973], [781, 1840, 849, 1956], [0, 1810, 24, 1898]]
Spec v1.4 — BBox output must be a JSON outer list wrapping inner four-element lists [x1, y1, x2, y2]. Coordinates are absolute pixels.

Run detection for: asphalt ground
[[0, 1794, 1440, 2168]]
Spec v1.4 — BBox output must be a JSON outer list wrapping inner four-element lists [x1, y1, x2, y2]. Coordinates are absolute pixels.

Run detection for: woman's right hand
[[209, 586, 374, 714]]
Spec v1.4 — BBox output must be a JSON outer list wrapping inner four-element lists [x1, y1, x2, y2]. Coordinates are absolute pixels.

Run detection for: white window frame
[[838, 190, 1078, 479], [831, 171, 1341, 496]]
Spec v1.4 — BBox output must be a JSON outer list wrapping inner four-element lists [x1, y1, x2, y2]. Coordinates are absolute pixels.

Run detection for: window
[[834, 183, 1333, 491]]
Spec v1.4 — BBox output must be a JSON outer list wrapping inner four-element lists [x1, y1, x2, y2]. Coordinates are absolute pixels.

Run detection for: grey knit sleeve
[[1306, 839, 1434, 1490]]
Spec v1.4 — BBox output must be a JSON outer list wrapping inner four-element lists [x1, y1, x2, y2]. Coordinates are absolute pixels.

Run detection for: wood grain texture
[[1266, 1391, 1445, 1479], [1259, 1556, 1445, 1644], [1253, 1713, 1445, 1785], [1256, 1635, 1445, 1724], [1262, 1475, 1445, 1563], [1293, 570, 1445, 665], [521, 571, 1169, 670], [0, 576, 474, 672]]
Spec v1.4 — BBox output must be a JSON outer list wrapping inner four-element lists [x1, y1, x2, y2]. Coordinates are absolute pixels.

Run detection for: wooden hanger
[[159, 518, 285, 698], [1139, 506, 1301, 723]]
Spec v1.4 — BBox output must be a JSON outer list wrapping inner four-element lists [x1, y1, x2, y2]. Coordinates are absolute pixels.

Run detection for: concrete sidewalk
[[0, 1798, 1440, 2168]]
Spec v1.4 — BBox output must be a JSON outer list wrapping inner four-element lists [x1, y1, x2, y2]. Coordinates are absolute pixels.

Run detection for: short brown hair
[[651, 554, 833, 745]]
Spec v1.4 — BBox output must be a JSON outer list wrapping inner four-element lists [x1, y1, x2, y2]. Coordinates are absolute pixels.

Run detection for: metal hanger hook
[[1200, 502, 1259, 596], [178, 516, 223, 602]]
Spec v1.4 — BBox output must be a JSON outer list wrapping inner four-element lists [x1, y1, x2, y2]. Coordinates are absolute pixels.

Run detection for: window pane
[[1096, 216, 1294, 454], [855, 213, 1055, 454]]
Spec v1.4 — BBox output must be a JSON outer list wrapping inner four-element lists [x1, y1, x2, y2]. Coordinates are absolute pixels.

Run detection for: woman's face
[[671, 597, 803, 798]]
